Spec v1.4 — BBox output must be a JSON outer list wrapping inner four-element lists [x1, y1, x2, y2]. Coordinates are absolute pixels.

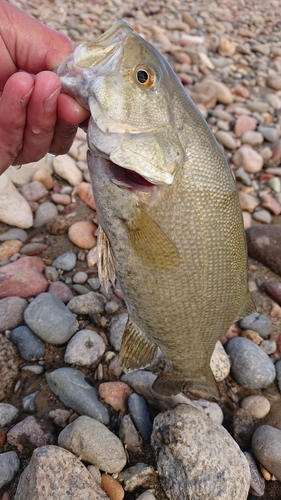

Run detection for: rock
[[232, 407, 254, 450], [264, 282, 281, 305], [0, 403, 19, 428], [33, 202, 58, 228], [215, 131, 237, 150], [270, 139, 281, 164], [20, 181, 48, 201], [247, 101, 269, 113], [7, 416, 55, 453], [241, 395, 271, 420], [234, 116, 257, 136], [119, 415, 143, 452], [151, 404, 250, 500], [0, 451, 20, 488], [14, 445, 109, 500], [73, 271, 88, 284], [240, 312, 272, 337], [233, 145, 264, 173], [99, 382, 132, 413], [128, 394, 153, 443], [0, 240, 23, 259], [31, 168, 54, 190], [109, 314, 128, 351], [267, 74, 281, 91], [238, 191, 259, 212], [73, 284, 91, 295], [46, 367, 109, 424], [51, 193, 71, 205], [225, 337, 276, 389], [68, 221, 97, 249], [87, 246, 98, 268], [52, 251, 77, 271], [0, 296, 27, 331], [260, 339, 277, 355], [0, 228, 28, 243], [252, 210, 272, 224], [0, 173, 33, 228], [58, 416, 126, 473], [48, 281, 75, 303], [24, 292, 78, 344], [257, 125, 279, 143], [53, 154, 83, 186], [101, 474, 124, 500], [246, 225, 281, 277], [64, 329, 106, 366], [20, 242, 48, 255], [22, 390, 40, 413], [77, 182, 96, 210], [49, 409, 71, 428], [0, 335, 19, 401], [118, 463, 158, 492], [67, 291, 105, 315], [105, 301, 120, 314], [22, 365, 43, 375], [252, 425, 281, 481], [203, 78, 234, 104], [11, 325, 45, 361], [46, 215, 71, 235], [240, 329, 263, 344], [210, 341, 231, 381], [241, 131, 264, 147], [243, 451, 265, 497], [136, 493, 156, 500], [45, 266, 59, 281], [6, 156, 53, 186]]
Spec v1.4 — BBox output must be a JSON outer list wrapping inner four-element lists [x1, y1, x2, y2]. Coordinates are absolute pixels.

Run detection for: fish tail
[[152, 368, 219, 400]]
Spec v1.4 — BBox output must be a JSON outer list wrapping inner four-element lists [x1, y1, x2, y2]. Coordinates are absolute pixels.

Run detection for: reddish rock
[[233, 145, 264, 173], [68, 221, 97, 249], [267, 74, 281, 91], [7, 416, 55, 453], [51, 193, 71, 206], [246, 225, 281, 277], [101, 473, 124, 500], [234, 115, 257, 136], [260, 193, 281, 215], [264, 283, 281, 306], [0, 256, 48, 299], [48, 281, 75, 303], [77, 182, 96, 210], [20, 181, 48, 202], [0, 240, 23, 260], [99, 382, 132, 413]]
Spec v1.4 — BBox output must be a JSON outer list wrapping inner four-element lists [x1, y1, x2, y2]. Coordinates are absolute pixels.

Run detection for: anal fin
[[119, 317, 157, 372], [97, 225, 116, 292]]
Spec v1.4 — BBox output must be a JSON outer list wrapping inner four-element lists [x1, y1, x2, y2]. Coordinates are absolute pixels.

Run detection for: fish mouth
[[108, 161, 156, 189]]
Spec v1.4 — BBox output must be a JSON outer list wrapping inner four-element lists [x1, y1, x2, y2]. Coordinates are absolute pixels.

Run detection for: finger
[[0, 72, 34, 174]]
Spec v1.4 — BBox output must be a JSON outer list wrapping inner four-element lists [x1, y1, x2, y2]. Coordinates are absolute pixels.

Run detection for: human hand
[[0, 0, 90, 175]]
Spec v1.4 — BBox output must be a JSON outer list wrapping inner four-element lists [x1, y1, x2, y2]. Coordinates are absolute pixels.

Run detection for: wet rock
[[0, 403, 19, 428], [64, 329, 106, 366], [67, 291, 105, 315], [152, 404, 250, 500], [264, 282, 281, 305], [20, 181, 48, 202], [0, 451, 20, 488], [24, 292, 78, 344], [240, 312, 272, 337], [252, 425, 281, 481], [58, 416, 126, 473], [98, 382, 132, 413], [53, 154, 83, 186], [232, 407, 254, 450], [240, 395, 271, 420], [48, 281, 75, 303], [7, 416, 55, 453], [243, 451, 265, 497], [11, 325, 45, 361], [33, 202, 58, 228], [0, 335, 19, 401], [52, 251, 77, 271], [246, 225, 281, 277], [14, 445, 109, 500], [46, 367, 109, 424], [128, 394, 153, 443], [0, 296, 27, 331], [0, 173, 33, 229], [68, 221, 97, 249], [101, 474, 124, 500], [225, 337, 276, 389]]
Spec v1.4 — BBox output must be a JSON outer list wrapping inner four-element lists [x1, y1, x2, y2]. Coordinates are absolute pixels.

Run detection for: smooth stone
[[67, 291, 105, 315], [247, 101, 269, 113], [210, 341, 231, 381], [0, 296, 28, 331], [247, 225, 281, 277], [232, 407, 254, 450], [109, 314, 128, 351], [203, 78, 234, 104], [22, 390, 40, 413], [241, 131, 264, 147], [238, 191, 259, 212], [72, 284, 91, 295], [0, 403, 19, 427], [128, 393, 153, 443], [52, 251, 77, 271], [33, 202, 58, 228], [252, 210, 272, 224], [49, 409, 71, 428], [46, 367, 109, 424], [276, 360, 281, 392], [48, 281, 75, 303], [0, 256, 48, 299], [24, 292, 78, 344], [11, 325, 45, 361], [240, 312, 272, 337], [235, 167, 252, 186], [264, 282, 281, 306], [58, 415, 126, 473], [88, 278, 100, 290], [20, 242, 48, 255], [268, 177, 281, 193], [101, 474, 124, 500], [0, 336, 19, 401], [14, 445, 109, 500], [0, 173, 33, 228], [136, 494, 156, 500], [99, 382, 132, 413], [119, 415, 143, 452], [44, 266, 59, 281], [31, 168, 54, 190], [21, 365, 44, 375], [270, 140, 281, 164], [260, 193, 281, 215], [77, 182, 96, 210], [252, 425, 281, 481], [260, 339, 277, 355], [0, 228, 28, 243], [87, 246, 98, 268], [5, 156, 53, 186], [0, 240, 23, 260], [64, 329, 106, 366], [7, 416, 55, 453], [152, 404, 250, 500], [53, 154, 83, 186], [105, 301, 120, 314], [257, 125, 279, 143], [235, 115, 258, 136], [20, 181, 48, 201], [267, 74, 281, 91], [243, 451, 265, 497], [225, 337, 276, 389], [68, 221, 97, 250], [233, 145, 264, 173], [241, 395, 271, 420], [73, 271, 88, 284], [51, 193, 71, 205], [0, 451, 20, 488], [215, 131, 237, 150]]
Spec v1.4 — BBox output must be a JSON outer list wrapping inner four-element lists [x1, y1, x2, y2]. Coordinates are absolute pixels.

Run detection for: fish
[[55, 20, 255, 399]]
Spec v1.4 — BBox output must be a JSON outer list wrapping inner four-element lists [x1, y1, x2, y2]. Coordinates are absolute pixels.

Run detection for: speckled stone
[[252, 425, 281, 481], [240, 395, 270, 420], [0, 296, 28, 331], [64, 329, 106, 366], [0, 451, 20, 488], [240, 312, 272, 337], [0, 403, 19, 428], [210, 341, 231, 381]]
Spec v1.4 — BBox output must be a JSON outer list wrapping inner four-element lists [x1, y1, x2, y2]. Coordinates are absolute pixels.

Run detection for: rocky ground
[[1, 0, 281, 499]]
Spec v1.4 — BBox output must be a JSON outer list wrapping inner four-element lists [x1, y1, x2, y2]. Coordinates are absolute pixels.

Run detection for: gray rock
[[0, 296, 28, 331], [73, 284, 91, 295], [105, 301, 120, 314], [0, 403, 19, 428], [118, 463, 158, 492], [11, 325, 45, 361], [240, 312, 272, 337], [21, 365, 44, 375], [152, 405, 250, 500], [0, 451, 20, 488], [128, 393, 153, 443], [0, 228, 28, 242], [44, 266, 59, 281], [73, 271, 88, 284], [109, 313, 128, 351], [58, 416, 126, 473], [136, 493, 157, 500], [14, 445, 109, 500], [49, 409, 71, 428], [252, 210, 272, 224], [52, 251, 77, 271], [67, 292, 105, 315], [7, 416, 55, 453], [46, 367, 109, 424], [257, 125, 279, 142], [225, 337, 276, 389], [88, 277, 100, 290], [232, 408, 254, 450], [33, 202, 58, 228], [243, 451, 265, 497], [119, 414, 143, 452], [22, 391, 40, 413], [252, 425, 281, 481], [64, 329, 106, 366], [24, 292, 78, 344], [276, 360, 281, 392]]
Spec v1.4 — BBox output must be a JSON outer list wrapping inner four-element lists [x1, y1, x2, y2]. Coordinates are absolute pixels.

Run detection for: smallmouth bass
[[56, 21, 254, 398]]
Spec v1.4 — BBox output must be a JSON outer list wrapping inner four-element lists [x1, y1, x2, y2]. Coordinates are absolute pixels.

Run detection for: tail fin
[[152, 368, 219, 400]]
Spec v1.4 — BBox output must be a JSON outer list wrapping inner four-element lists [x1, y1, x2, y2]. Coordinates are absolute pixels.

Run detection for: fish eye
[[135, 65, 155, 87]]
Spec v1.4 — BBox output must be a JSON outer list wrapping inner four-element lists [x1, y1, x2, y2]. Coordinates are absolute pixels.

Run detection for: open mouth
[[109, 161, 156, 188]]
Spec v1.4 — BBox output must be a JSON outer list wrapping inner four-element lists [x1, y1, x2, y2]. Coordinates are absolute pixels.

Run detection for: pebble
[[49, 409, 71, 428], [58, 415, 126, 473], [109, 314, 128, 351], [44, 266, 59, 281], [246, 225, 281, 277], [151, 404, 250, 500], [233, 145, 264, 173], [22, 391, 40, 413], [260, 339, 277, 355], [77, 182, 96, 210], [240, 329, 263, 344], [225, 337, 276, 389], [73, 271, 88, 284], [46, 215, 71, 235], [101, 474, 124, 500], [270, 140, 281, 164], [119, 415, 143, 453], [235, 167, 252, 186], [258, 125, 279, 143], [241, 395, 271, 420], [252, 425, 281, 481], [128, 393, 153, 443], [136, 493, 156, 500], [238, 191, 259, 212], [68, 221, 97, 249], [31, 168, 54, 190], [0, 173, 33, 228], [276, 360, 281, 392], [0, 256, 48, 299], [88, 277, 100, 290], [267, 74, 281, 91], [118, 463, 157, 492], [0, 240, 23, 260], [0, 296, 27, 331], [22, 365, 44, 375], [33, 202, 58, 228], [252, 209, 272, 224], [51, 193, 71, 205], [0, 403, 19, 428], [11, 325, 45, 361], [260, 193, 281, 215], [87, 246, 98, 268], [14, 445, 109, 500], [234, 115, 257, 136], [52, 251, 77, 271], [7, 416, 55, 453], [20, 181, 48, 202], [215, 131, 237, 149], [20, 242, 48, 255], [210, 340, 231, 381], [241, 131, 264, 147], [243, 451, 265, 497], [264, 282, 281, 305], [0, 335, 19, 401], [268, 176, 281, 193], [105, 301, 120, 314], [203, 78, 234, 104], [64, 329, 106, 366], [0, 228, 28, 243], [46, 367, 109, 424], [240, 312, 272, 337], [48, 281, 75, 303], [99, 382, 132, 413], [73, 284, 91, 294], [0, 451, 20, 488], [53, 154, 83, 186], [67, 291, 106, 315]]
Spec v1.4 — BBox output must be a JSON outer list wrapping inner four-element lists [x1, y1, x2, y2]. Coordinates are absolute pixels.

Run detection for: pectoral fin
[[119, 317, 157, 371], [97, 225, 116, 292], [125, 207, 180, 270]]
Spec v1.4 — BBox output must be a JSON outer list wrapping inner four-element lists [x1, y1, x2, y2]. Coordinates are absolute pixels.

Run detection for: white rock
[[5, 156, 53, 187], [0, 174, 33, 228], [210, 341, 231, 381], [53, 155, 83, 186], [64, 329, 106, 366]]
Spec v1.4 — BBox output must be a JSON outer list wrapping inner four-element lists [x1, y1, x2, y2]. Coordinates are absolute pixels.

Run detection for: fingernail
[[21, 87, 34, 108], [43, 86, 61, 113]]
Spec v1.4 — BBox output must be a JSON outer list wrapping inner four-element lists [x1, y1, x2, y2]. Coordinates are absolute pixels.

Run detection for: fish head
[[55, 20, 185, 187]]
